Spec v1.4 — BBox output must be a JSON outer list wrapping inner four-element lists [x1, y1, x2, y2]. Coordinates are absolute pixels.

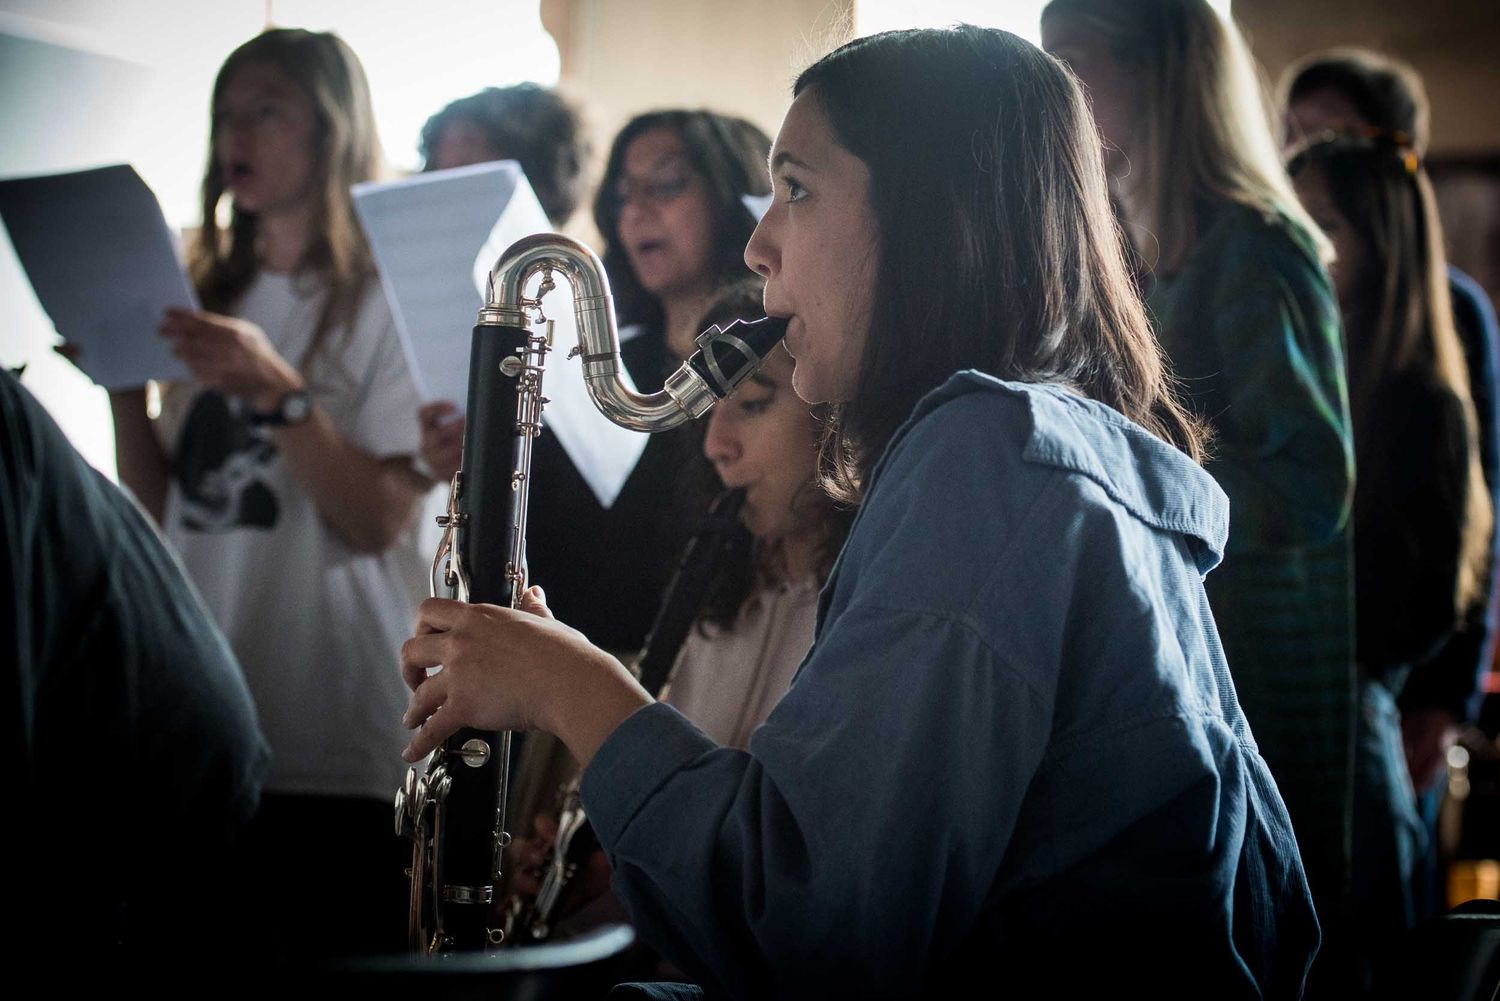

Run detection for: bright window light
[[271, 0, 560, 174], [1, 0, 559, 476], [855, 0, 1234, 44]]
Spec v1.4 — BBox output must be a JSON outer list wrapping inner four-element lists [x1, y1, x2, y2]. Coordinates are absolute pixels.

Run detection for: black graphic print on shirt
[[174, 392, 279, 532]]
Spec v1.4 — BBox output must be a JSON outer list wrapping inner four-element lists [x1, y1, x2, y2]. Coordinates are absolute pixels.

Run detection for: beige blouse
[[661, 577, 820, 750]]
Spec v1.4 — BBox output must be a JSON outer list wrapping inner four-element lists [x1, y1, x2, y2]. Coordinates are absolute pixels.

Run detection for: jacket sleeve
[[580, 602, 1051, 1000]]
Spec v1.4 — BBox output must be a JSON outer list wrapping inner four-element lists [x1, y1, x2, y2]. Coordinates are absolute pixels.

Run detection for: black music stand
[[314, 923, 637, 1000]]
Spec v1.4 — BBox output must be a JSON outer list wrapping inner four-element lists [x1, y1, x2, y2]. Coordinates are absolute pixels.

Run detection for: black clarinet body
[[397, 315, 546, 953], [436, 318, 535, 949], [397, 231, 786, 955]]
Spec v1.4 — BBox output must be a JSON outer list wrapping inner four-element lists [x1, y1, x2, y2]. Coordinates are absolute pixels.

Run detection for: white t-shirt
[[154, 271, 424, 799]]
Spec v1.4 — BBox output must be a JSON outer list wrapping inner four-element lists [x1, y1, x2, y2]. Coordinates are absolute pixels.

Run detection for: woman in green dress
[[1042, 0, 1357, 985]]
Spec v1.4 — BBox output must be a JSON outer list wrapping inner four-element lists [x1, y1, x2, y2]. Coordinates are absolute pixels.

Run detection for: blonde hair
[[1044, 0, 1331, 273], [190, 28, 383, 369]]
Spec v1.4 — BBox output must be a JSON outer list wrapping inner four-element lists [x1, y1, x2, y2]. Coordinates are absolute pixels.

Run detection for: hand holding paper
[[159, 307, 304, 411], [0, 164, 195, 388], [417, 399, 465, 484]]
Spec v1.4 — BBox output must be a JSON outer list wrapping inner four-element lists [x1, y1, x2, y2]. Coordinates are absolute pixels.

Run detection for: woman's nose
[[617, 194, 650, 229], [744, 209, 779, 279], [703, 407, 742, 468]]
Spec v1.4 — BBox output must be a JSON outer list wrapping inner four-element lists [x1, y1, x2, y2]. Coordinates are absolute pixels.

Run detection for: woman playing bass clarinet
[[400, 26, 1319, 999]]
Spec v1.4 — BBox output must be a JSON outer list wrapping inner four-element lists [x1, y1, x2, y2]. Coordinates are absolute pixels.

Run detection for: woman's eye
[[648, 176, 690, 200], [258, 104, 281, 121], [784, 176, 807, 203], [739, 397, 772, 415], [612, 174, 691, 210]]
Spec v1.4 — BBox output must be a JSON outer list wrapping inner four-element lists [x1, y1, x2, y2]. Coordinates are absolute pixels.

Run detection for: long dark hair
[[190, 28, 381, 369], [591, 110, 771, 331], [1288, 134, 1492, 611], [794, 26, 1207, 502]]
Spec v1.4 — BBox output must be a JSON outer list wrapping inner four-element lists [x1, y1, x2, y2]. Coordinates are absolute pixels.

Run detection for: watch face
[[282, 390, 312, 425]]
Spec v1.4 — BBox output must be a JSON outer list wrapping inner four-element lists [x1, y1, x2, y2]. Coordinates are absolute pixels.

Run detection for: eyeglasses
[[608, 173, 695, 215]]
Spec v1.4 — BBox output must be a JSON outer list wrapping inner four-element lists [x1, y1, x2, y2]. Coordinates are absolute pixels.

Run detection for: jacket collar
[[899, 372, 1229, 575]]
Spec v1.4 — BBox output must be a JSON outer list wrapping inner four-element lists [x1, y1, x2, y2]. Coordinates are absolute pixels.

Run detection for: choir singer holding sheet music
[[86, 28, 426, 961]]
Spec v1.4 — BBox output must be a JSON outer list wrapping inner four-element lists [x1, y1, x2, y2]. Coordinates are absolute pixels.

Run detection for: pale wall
[[546, 0, 854, 208]]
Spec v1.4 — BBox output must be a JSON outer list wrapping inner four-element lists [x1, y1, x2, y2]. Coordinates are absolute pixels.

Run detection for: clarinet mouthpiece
[[686, 315, 789, 401]]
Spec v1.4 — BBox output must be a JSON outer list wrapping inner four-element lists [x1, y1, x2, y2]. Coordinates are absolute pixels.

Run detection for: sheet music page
[[354, 160, 647, 508], [354, 160, 538, 406], [0, 163, 194, 389]]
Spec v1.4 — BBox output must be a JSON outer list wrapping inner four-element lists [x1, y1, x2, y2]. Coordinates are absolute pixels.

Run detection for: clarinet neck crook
[[481, 232, 789, 433]]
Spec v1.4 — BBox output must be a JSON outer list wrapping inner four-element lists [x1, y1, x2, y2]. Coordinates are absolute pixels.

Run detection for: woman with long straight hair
[[1282, 53, 1500, 949], [1042, 0, 1357, 950], [108, 28, 427, 958], [1289, 131, 1493, 976], [399, 26, 1318, 998]]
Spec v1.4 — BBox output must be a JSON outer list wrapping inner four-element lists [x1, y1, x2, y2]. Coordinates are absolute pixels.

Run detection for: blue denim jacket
[[582, 372, 1320, 999]]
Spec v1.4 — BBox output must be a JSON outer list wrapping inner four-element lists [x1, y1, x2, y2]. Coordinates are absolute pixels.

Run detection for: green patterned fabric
[[1148, 201, 1356, 913]]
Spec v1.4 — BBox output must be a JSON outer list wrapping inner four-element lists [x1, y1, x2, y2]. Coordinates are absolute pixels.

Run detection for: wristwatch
[[248, 389, 313, 427]]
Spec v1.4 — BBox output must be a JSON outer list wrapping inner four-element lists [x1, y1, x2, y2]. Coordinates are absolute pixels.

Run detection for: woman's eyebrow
[[644, 152, 690, 172], [771, 149, 816, 173], [221, 87, 278, 105], [749, 371, 779, 389]]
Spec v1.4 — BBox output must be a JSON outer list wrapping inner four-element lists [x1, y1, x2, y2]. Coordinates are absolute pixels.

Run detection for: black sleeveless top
[[523, 326, 719, 653]]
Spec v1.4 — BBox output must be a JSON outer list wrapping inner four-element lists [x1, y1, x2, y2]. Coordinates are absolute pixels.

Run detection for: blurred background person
[[1281, 52, 1500, 922], [1289, 129, 1493, 989], [419, 82, 590, 223], [1042, 1, 1358, 986], [5, 367, 269, 968], [413, 82, 593, 496], [103, 28, 425, 960]]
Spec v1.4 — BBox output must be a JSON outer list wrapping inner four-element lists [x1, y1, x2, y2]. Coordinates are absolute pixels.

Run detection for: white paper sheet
[[353, 161, 647, 508], [0, 163, 194, 389], [353, 160, 538, 405], [742, 192, 774, 222]]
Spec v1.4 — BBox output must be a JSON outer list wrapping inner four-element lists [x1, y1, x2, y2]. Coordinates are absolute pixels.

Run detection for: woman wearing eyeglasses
[[417, 111, 773, 857], [418, 110, 770, 654], [539, 111, 773, 651]]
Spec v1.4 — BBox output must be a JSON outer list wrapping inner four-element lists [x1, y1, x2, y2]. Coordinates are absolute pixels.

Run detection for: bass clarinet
[[395, 233, 787, 954]]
